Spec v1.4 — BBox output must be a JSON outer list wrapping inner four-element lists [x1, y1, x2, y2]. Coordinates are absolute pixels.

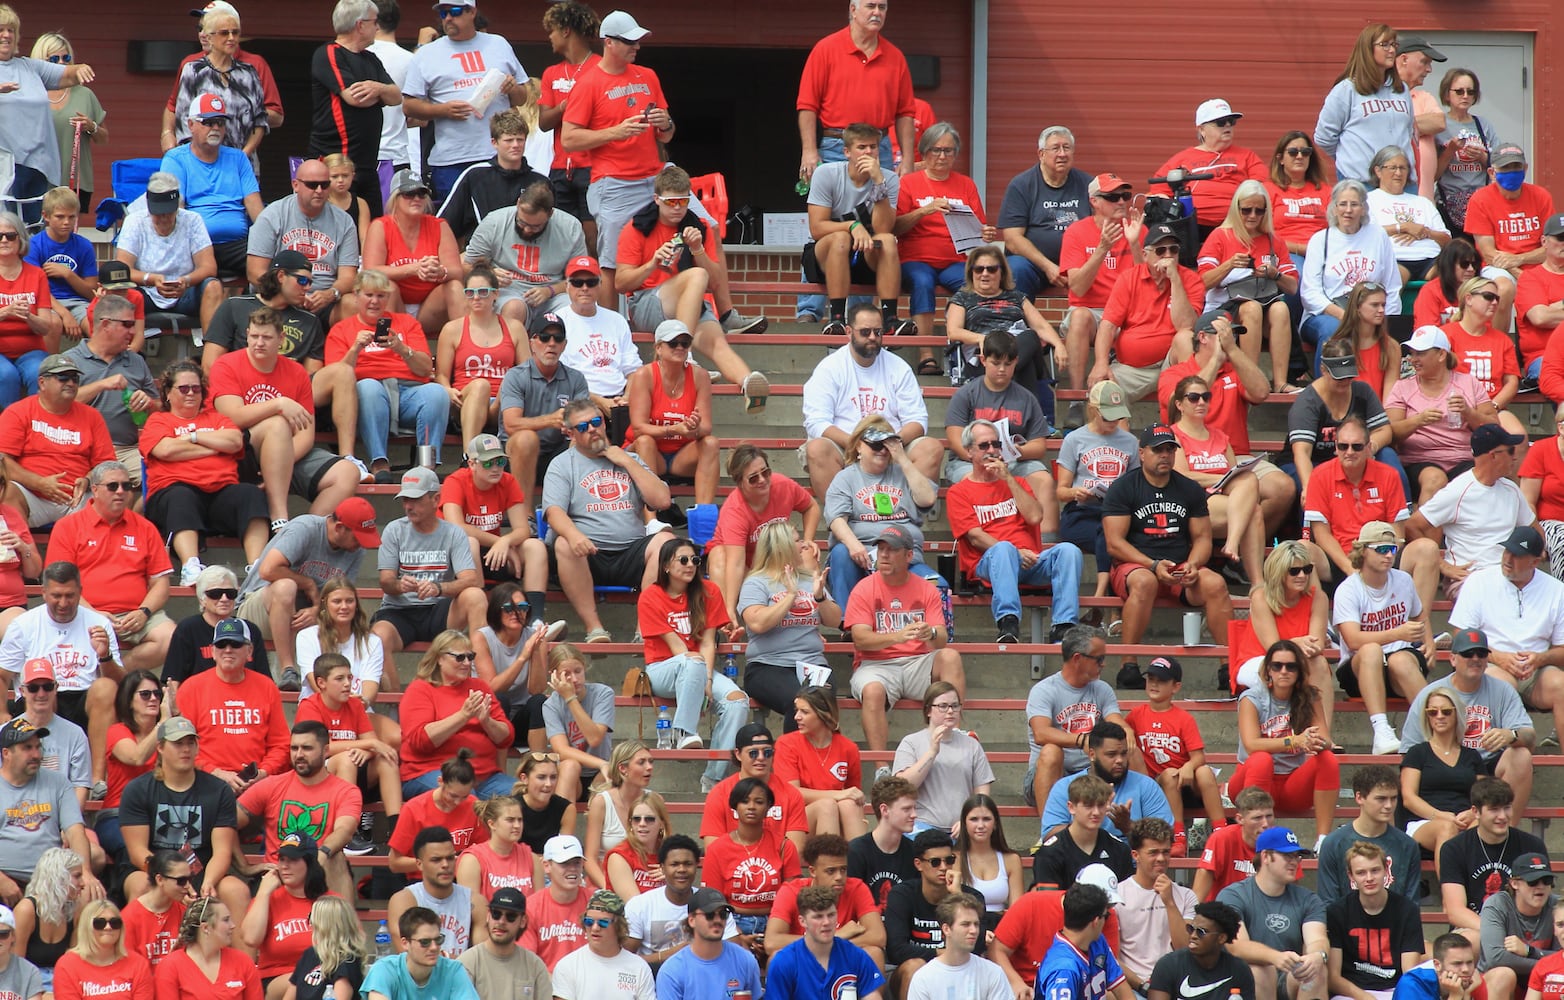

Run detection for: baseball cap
[[1139, 424, 1178, 449], [1404, 326, 1450, 352], [191, 93, 228, 121], [488, 888, 527, 914], [1545, 214, 1564, 239], [876, 524, 915, 550], [1321, 352, 1359, 380], [333, 496, 382, 548], [529, 311, 567, 338], [654, 319, 691, 344], [587, 889, 626, 917], [0, 718, 48, 749], [397, 466, 442, 499], [190, 1, 239, 18], [1087, 381, 1130, 421], [687, 887, 730, 914], [467, 433, 505, 462], [1144, 656, 1182, 682], [158, 717, 198, 742], [212, 617, 250, 645], [1076, 864, 1124, 905], [1255, 826, 1308, 854], [1143, 223, 1180, 248], [1194, 99, 1242, 126], [390, 169, 429, 197], [599, 10, 648, 40], [99, 261, 135, 290], [1471, 422, 1525, 456], [1395, 36, 1447, 61], [1193, 309, 1232, 335], [734, 723, 774, 749], [431, 0, 474, 8], [0, 906, 14, 930], [1356, 521, 1398, 546], [1501, 525, 1545, 558], [21, 659, 55, 686], [38, 354, 83, 378], [862, 426, 897, 444], [1089, 173, 1131, 196], [1450, 628, 1489, 656], [146, 186, 180, 216], [566, 255, 600, 277], [1511, 852, 1554, 883], [1491, 143, 1527, 169], [278, 832, 318, 859], [543, 835, 586, 863], [271, 249, 311, 273]]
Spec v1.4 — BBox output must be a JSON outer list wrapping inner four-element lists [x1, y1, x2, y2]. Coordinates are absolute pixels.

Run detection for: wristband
[[137, 606, 152, 619]]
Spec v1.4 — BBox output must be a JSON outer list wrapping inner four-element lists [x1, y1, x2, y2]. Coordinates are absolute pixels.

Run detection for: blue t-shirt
[[1039, 769, 1174, 835], [359, 954, 478, 1000], [159, 144, 259, 244], [1390, 963, 1441, 1000], [24, 231, 96, 304], [765, 937, 884, 1000], [655, 941, 764, 1000], [1037, 933, 1124, 1000]]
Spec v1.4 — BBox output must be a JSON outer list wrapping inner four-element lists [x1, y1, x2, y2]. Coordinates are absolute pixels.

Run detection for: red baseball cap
[[21, 659, 55, 686], [192, 93, 229, 121], [566, 256, 600, 277], [1091, 173, 1132, 195], [333, 497, 381, 548]]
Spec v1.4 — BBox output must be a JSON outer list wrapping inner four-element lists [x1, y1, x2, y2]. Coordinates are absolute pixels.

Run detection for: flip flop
[[918, 356, 943, 376]]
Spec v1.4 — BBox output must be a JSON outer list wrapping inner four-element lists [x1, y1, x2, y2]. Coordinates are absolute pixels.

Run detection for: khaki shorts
[[1249, 458, 1283, 480], [850, 651, 937, 706], [1110, 359, 1167, 402], [234, 589, 275, 638], [113, 444, 144, 487], [117, 610, 172, 646]]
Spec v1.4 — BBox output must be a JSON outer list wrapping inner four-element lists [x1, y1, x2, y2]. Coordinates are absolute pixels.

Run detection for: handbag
[[1224, 235, 1282, 303], [621, 665, 655, 740]]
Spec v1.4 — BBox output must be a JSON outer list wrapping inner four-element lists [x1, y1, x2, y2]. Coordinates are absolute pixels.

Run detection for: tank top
[[1172, 424, 1232, 476], [452, 316, 517, 397], [519, 794, 570, 855], [381, 214, 443, 303], [594, 789, 628, 855], [257, 888, 317, 978], [461, 838, 537, 898], [967, 851, 1009, 912], [625, 361, 698, 454], [1231, 589, 1319, 669], [25, 916, 72, 973], [409, 881, 472, 958], [604, 841, 666, 893]]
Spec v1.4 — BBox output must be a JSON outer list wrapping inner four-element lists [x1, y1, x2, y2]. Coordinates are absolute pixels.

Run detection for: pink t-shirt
[[1172, 424, 1232, 476], [1383, 370, 1489, 468], [707, 473, 813, 558]]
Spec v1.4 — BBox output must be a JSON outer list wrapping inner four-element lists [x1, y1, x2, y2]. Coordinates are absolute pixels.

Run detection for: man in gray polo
[[65, 296, 161, 489], [499, 311, 590, 514], [462, 180, 587, 328]]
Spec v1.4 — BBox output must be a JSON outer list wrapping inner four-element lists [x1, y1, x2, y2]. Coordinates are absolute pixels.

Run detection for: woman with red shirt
[[625, 319, 717, 507], [637, 537, 745, 793], [153, 896, 258, 1000], [122, 851, 191, 969], [434, 266, 520, 445], [239, 834, 330, 993], [0, 462, 40, 639], [1230, 542, 1333, 739], [1443, 274, 1527, 461], [361, 173, 463, 336], [457, 794, 542, 906], [603, 794, 670, 899], [707, 444, 820, 629], [399, 630, 515, 799], [99, 671, 166, 860], [52, 900, 154, 1000], [388, 752, 482, 874], [1322, 282, 1400, 401], [703, 777, 800, 940], [1169, 375, 1262, 586], [1196, 181, 1299, 392], [0, 212, 60, 408], [1413, 239, 1485, 329], [1521, 402, 1564, 579], [774, 685, 864, 839], [894, 123, 997, 375], [1151, 99, 1269, 235], [325, 269, 449, 480], [1266, 132, 1332, 270]]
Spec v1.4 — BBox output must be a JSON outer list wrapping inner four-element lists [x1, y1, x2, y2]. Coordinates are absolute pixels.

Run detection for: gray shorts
[[628, 287, 716, 332], [1065, 305, 1104, 333], [13, 483, 84, 528], [588, 176, 714, 269], [495, 287, 569, 321]]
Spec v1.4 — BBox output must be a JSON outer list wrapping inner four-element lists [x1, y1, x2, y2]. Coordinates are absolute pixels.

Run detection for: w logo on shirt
[[452, 50, 486, 74]]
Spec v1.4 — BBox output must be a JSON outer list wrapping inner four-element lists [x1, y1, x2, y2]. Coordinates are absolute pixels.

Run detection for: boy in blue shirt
[[767, 885, 886, 1000], [360, 906, 480, 1000], [1036, 882, 1125, 1000], [26, 188, 97, 338]]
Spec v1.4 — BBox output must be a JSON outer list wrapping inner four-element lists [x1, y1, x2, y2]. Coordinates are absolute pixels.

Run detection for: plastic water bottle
[[723, 653, 737, 682], [123, 388, 148, 427], [841, 981, 857, 1000], [372, 920, 391, 967], [656, 706, 673, 750]]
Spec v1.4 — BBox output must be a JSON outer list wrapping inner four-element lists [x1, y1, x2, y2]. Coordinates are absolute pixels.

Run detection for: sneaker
[[344, 455, 373, 483], [344, 832, 376, 857], [741, 371, 770, 414], [874, 765, 892, 784], [1171, 828, 1188, 858], [645, 518, 672, 536], [1187, 819, 1212, 856], [279, 667, 302, 692], [1219, 562, 1249, 590], [721, 310, 768, 336], [179, 557, 204, 587], [1105, 618, 1124, 637], [88, 780, 108, 802], [1116, 661, 1145, 690], [700, 775, 719, 794], [676, 730, 704, 750], [996, 615, 1020, 644], [821, 319, 849, 338], [584, 628, 613, 644], [662, 503, 688, 530], [1434, 631, 1452, 650], [1521, 373, 1541, 394], [1543, 730, 1560, 749], [1215, 661, 1230, 693], [1048, 622, 1075, 644], [1063, 400, 1086, 429], [797, 312, 819, 324], [890, 318, 918, 338], [1372, 729, 1401, 755]]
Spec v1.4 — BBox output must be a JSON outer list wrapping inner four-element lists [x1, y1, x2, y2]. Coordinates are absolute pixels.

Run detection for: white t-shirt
[[295, 626, 386, 701], [623, 889, 739, 957], [801, 343, 928, 439], [0, 604, 120, 692], [551, 946, 655, 1000], [1416, 471, 1533, 571], [1116, 876, 1198, 982], [118, 210, 214, 308], [367, 38, 418, 166], [1449, 565, 1564, 654], [905, 954, 1014, 1000], [1331, 569, 1422, 664], [1366, 188, 1450, 262], [558, 306, 641, 397], [403, 33, 525, 167]]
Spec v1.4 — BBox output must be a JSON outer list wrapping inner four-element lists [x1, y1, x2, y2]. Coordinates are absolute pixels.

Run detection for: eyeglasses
[[46, 54, 71, 64], [656, 196, 690, 208], [159, 874, 191, 887], [1285, 148, 1314, 158], [745, 468, 773, 486], [1097, 192, 1131, 203], [436, 5, 467, 17], [1238, 207, 1266, 216], [1208, 116, 1240, 128], [1370, 544, 1399, 556], [488, 908, 522, 922], [1473, 291, 1501, 303], [1269, 660, 1300, 672], [571, 416, 604, 433], [1426, 707, 1456, 717], [1182, 391, 1213, 403], [205, 588, 238, 600], [923, 855, 957, 868], [174, 384, 203, 395], [630, 814, 659, 824], [462, 287, 496, 298], [1286, 565, 1314, 577], [926, 146, 958, 157], [665, 337, 693, 350], [499, 600, 530, 614], [972, 264, 1001, 275], [1374, 40, 1398, 50], [23, 682, 56, 694], [1150, 245, 1180, 257], [91, 917, 124, 931], [98, 481, 132, 492], [581, 917, 615, 929], [742, 746, 775, 760], [287, 272, 314, 288], [569, 277, 601, 288], [930, 702, 962, 712], [673, 555, 701, 566], [524, 752, 561, 762], [297, 179, 330, 190], [213, 641, 247, 651], [1378, 163, 1410, 172], [1335, 441, 1366, 452], [410, 934, 446, 948], [534, 332, 566, 344], [1450, 88, 1477, 96], [446, 652, 477, 663], [136, 689, 163, 702], [853, 327, 884, 337], [972, 440, 1002, 451]]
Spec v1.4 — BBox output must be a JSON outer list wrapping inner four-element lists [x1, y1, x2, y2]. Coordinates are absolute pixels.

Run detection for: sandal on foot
[[917, 356, 943, 376]]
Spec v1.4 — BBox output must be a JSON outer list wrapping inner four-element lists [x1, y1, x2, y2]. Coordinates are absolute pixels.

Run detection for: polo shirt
[[45, 505, 172, 615], [63, 341, 159, 446], [1302, 458, 1410, 552], [497, 360, 590, 451], [796, 26, 915, 130], [1102, 263, 1205, 368], [1157, 356, 1254, 453], [1449, 564, 1564, 654]]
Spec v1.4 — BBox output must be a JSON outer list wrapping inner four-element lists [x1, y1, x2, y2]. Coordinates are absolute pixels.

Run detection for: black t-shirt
[[1397, 742, 1487, 827], [118, 771, 239, 882], [848, 832, 920, 912], [1148, 946, 1256, 1000], [1439, 827, 1548, 913], [163, 614, 272, 685], [1327, 892, 1423, 990], [308, 43, 393, 167], [290, 946, 364, 1000], [1101, 469, 1210, 565], [1032, 827, 1135, 889], [1285, 382, 1390, 466], [519, 794, 571, 855], [205, 295, 326, 363], [884, 882, 986, 966]]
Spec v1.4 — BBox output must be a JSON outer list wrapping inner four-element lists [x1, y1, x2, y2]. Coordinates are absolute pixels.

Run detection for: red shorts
[[1109, 561, 1191, 604]]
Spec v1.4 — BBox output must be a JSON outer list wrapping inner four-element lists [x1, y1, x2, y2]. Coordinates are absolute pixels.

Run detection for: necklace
[[1478, 829, 1510, 866]]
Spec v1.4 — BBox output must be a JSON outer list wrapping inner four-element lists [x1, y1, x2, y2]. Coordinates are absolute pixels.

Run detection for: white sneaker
[[645, 518, 672, 536], [179, 558, 204, 587], [676, 730, 704, 750], [1372, 730, 1401, 755], [344, 455, 373, 483]]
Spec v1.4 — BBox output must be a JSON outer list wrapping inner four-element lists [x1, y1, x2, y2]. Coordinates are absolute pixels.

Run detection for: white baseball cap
[[1195, 99, 1242, 126], [1405, 325, 1451, 353], [1077, 863, 1124, 905], [600, 10, 649, 41]]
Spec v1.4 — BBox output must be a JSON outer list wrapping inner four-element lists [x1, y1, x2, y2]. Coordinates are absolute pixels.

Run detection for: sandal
[[917, 356, 943, 376]]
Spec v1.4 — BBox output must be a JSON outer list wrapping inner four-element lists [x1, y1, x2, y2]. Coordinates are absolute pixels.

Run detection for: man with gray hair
[[946, 418, 1081, 645], [998, 125, 1092, 301], [64, 297, 160, 491], [308, 0, 402, 218], [1024, 625, 1124, 811], [158, 91, 264, 281], [113, 172, 224, 329]]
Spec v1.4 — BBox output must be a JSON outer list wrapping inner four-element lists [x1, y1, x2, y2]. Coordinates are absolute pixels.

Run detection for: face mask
[[1495, 170, 1526, 192]]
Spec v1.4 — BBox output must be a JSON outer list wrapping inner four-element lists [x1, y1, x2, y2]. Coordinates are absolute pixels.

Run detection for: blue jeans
[[0, 351, 45, 408], [1301, 313, 1341, 377], [797, 136, 896, 320], [1528, 356, 1543, 381], [1059, 505, 1109, 571], [357, 378, 452, 464], [975, 540, 1083, 624], [732, 912, 768, 936], [96, 812, 125, 861], [644, 653, 747, 785], [902, 261, 967, 318], [402, 768, 513, 801], [1009, 255, 1047, 300], [828, 542, 947, 610]]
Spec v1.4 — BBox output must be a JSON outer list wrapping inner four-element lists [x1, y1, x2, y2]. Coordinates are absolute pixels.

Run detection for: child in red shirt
[[1123, 656, 1227, 856]]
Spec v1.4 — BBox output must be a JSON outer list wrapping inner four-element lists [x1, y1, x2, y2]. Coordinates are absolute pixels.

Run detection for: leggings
[[1227, 750, 1340, 814]]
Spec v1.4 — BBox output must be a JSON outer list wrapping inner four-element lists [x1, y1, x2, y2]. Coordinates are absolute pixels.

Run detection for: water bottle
[[723, 653, 737, 683], [123, 388, 148, 427], [940, 586, 955, 642], [841, 980, 857, 1000], [656, 706, 673, 750], [372, 920, 391, 967]]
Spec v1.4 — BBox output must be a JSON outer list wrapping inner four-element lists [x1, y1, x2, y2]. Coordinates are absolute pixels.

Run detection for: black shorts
[[535, 438, 569, 487], [9, 688, 90, 726], [146, 482, 270, 541], [239, 440, 344, 500], [371, 598, 454, 646], [211, 238, 250, 281], [550, 167, 591, 222], [1403, 257, 1438, 282], [1405, 460, 1474, 489], [549, 532, 657, 589], [801, 241, 879, 286], [503, 693, 547, 746], [1336, 645, 1429, 699]]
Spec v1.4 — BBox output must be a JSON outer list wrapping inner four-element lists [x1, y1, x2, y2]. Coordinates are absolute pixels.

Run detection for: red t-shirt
[[842, 570, 942, 663], [1465, 183, 1555, 258], [294, 693, 373, 743], [1158, 356, 1253, 454], [1149, 145, 1268, 226], [1443, 322, 1519, 399], [1058, 217, 1133, 309], [1267, 181, 1329, 250], [699, 772, 808, 841], [1172, 424, 1232, 476], [0, 263, 52, 358], [0, 503, 33, 609], [123, 897, 184, 968], [46, 506, 172, 614], [0, 396, 114, 483], [1516, 266, 1564, 367], [1301, 458, 1409, 553], [105, 722, 155, 809], [707, 474, 813, 559], [636, 580, 731, 664], [795, 27, 915, 130], [139, 408, 244, 495], [770, 875, 876, 935], [177, 668, 290, 775], [390, 788, 484, 856], [538, 55, 601, 172], [894, 170, 986, 267], [617, 217, 690, 292], [1520, 441, 1564, 522], [702, 829, 800, 911], [1125, 703, 1204, 777], [155, 946, 260, 1000], [462, 838, 537, 898], [209, 350, 314, 411], [773, 731, 862, 793], [1197, 824, 1257, 900], [256, 887, 321, 978], [53, 952, 154, 1000], [1196, 228, 1295, 303], [518, 887, 588, 970], [325, 312, 431, 381], [947, 476, 1043, 579], [993, 889, 1121, 984], [1103, 263, 1205, 368], [563, 62, 666, 182], [237, 771, 363, 864], [603, 841, 664, 893], [399, 677, 513, 782], [1414, 280, 1458, 330], [1528, 950, 1564, 1000], [440, 467, 525, 534]]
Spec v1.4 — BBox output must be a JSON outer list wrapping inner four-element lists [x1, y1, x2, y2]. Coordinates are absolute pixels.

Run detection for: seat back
[[111, 159, 163, 204], [689, 172, 729, 240]]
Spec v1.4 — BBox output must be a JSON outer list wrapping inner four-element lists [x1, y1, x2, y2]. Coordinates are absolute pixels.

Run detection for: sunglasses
[[524, 752, 561, 764], [1183, 391, 1213, 403], [136, 689, 163, 701], [923, 855, 957, 868], [1286, 565, 1314, 578], [569, 277, 601, 288], [0, 233, 19, 243], [1473, 291, 1501, 303], [656, 197, 690, 208], [488, 908, 522, 922], [199, 117, 230, 128], [1150, 245, 1180, 257], [499, 600, 530, 614], [972, 440, 1003, 451], [287, 272, 314, 288], [865, 440, 889, 453], [1096, 191, 1132, 203], [1209, 116, 1240, 127], [47, 53, 72, 64], [571, 416, 604, 433], [0, 929, 11, 940], [474, 457, 505, 469], [446, 652, 477, 663], [297, 179, 331, 190], [664, 337, 693, 350], [1370, 544, 1399, 556], [1450, 88, 1477, 96], [1269, 660, 1300, 672], [159, 874, 192, 887], [98, 481, 132, 492], [742, 746, 775, 760], [205, 588, 238, 601], [581, 917, 615, 929], [91, 917, 124, 931], [673, 555, 701, 566], [607, 35, 640, 46], [23, 682, 56, 694], [745, 468, 772, 486], [213, 641, 247, 651], [534, 332, 566, 344], [1426, 707, 1456, 717], [45, 372, 79, 382], [1285, 148, 1314, 158], [174, 384, 204, 395], [1458, 649, 1490, 659], [1193, 926, 1215, 938], [630, 814, 659, 824], [853, 327, 884, 337], [410, 934, 445, 948], [972, 264, 1001, 275], [436, 5, 468, 17], [1238, 207, 1266, 216], [462, 287, 496, 298], [700, 906, 734, 920], [1335, 441, 1366, 452], [1360, 281, 1385, 292]]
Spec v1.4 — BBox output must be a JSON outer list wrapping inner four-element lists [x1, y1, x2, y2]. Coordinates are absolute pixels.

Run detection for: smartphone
[[642, 101, 656, 122], [374, 317, 392, 343], [239, 762, 258, 781]]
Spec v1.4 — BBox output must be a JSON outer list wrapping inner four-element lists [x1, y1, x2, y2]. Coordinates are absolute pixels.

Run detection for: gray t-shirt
[[823, 462, 930, 549], [541, 448, 654, 552], [892, 729, 996, 833], [0, 769, 83, 879], [496, 360, 589, 451], [1435, 117, 1503, 210], [118, 209, 214, 309], [808, 161, 899, 228], [463, 206, 588, 289], [543, 683, 615, 762], [1315, 822, 1422, 904], [377, 518, 477, 609], [238, 514, 366, 601], [32, 713, 90, 790], [1398, 675, 1533, 756], [1236, 687, 1307, 773], [479, 623, 537, 708], [0, 952, 45, 1000], [246, 198, 361, 281], [738, 574, 827, 667], [1025, 673, 1120, 773], [1216, 878, 1326, 955], [943, 378, 1048, 441], [1055, 425, 1140, 505], [64, 342, 158, 447]]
